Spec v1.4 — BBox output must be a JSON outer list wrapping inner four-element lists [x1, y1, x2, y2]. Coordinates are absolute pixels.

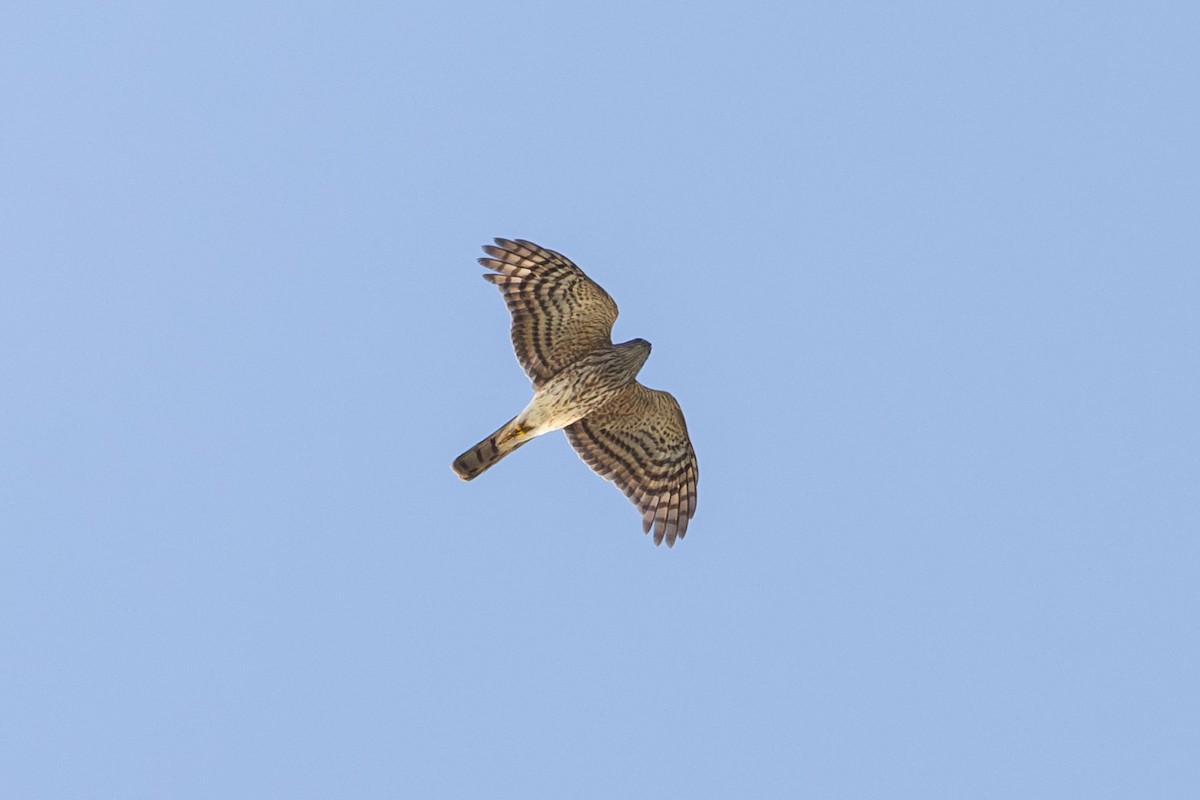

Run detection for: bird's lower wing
[[564, 383, 698, 547]]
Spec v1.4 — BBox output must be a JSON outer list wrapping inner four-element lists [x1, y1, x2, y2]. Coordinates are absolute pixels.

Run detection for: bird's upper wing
[[564, 382, 698, 547], [480, 239, 619, 384]]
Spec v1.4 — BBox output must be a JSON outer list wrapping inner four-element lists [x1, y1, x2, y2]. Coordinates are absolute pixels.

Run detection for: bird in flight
[[452, 239, 698, 546]]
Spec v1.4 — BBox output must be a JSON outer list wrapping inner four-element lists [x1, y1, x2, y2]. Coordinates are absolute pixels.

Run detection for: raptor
[[452, 239, 698, 546]]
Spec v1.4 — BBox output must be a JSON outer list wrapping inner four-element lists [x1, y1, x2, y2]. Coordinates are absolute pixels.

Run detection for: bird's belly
[[520, 367, 622, 434]]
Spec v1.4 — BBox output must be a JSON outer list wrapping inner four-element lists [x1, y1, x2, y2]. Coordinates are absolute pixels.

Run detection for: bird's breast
[[523, 357, 628, 433]]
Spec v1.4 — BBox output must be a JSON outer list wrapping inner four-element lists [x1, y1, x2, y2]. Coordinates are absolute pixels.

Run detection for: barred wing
[[564, 383, 698, 547], [479, 239, 619, 384]]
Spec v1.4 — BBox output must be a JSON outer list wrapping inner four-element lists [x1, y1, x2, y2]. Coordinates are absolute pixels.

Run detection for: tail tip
[[452, 453, 484, 481]]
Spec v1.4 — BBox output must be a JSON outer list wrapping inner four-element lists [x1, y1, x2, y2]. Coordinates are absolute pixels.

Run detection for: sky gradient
[[3, 2, 1198, 797]]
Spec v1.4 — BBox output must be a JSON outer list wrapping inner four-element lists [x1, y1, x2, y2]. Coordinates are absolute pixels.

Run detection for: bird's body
[[451, 345, 647, 480], [452, 239, 698, 546], [523, 340, 651, 432]]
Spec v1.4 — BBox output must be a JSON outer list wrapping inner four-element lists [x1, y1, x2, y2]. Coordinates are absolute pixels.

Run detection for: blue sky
[[2, 2, 1197, 797]]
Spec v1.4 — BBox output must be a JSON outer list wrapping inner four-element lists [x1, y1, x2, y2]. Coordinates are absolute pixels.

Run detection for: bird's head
[[618, 338, 652, 375]]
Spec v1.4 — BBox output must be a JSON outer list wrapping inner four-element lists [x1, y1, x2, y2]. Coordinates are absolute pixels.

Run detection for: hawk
[[452, 239, 698, 547]]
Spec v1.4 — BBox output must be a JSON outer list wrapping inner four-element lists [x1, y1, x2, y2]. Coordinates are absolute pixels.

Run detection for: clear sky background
[[2, 2, 1197, 797]]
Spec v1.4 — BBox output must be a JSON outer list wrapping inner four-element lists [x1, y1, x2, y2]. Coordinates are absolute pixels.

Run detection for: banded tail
[[452, 417, 530, 480]]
